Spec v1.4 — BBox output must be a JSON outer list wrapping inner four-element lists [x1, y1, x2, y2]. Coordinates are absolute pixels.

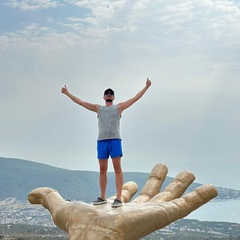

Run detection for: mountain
[[1, 157, 100, 202], [1, 157, 240, 202]]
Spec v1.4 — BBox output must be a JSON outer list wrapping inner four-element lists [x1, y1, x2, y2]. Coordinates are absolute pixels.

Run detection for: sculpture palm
[[28, 163, 218, 240]]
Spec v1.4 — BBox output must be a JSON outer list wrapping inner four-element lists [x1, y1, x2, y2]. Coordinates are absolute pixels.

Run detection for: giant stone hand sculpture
[[28, 163, 218, 240]]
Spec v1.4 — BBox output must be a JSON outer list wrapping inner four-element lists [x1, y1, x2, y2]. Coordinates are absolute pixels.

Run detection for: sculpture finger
[[149, 171, 195, 203], [175, 184, 218, 213], [108, 181, 138, 203], [122, 184, 218, 240], [132, 163, 168, 203]]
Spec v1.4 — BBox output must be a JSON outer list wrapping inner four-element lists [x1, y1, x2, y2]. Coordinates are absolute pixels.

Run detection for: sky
[[1, 0, 240, 190]]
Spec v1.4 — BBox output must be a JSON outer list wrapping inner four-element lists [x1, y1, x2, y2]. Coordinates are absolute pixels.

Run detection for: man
[[61, 78, 151, 208]]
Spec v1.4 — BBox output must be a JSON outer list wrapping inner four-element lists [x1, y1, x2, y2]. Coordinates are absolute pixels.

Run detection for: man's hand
[[146, 78, 151, 88], [28, 163, 218, 240], [61, 85, 68, 94]]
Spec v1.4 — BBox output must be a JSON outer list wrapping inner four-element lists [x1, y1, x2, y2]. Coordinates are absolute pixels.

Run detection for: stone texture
[[28, 163, 218, 240]]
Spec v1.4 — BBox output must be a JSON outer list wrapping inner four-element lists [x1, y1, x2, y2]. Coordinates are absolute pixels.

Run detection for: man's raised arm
[[118, 78, 151, 114], [61, 85, 99, 112]]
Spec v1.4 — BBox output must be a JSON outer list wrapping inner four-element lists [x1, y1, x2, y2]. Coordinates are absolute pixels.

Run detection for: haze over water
[[186, 199, 240, 223]]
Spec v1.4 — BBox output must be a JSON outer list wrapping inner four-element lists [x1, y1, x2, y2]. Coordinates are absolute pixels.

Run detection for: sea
[[185, 199, 240, 223]]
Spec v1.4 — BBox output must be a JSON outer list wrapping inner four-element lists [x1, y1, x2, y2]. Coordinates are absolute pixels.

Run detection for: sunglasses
[[104, 92, 114, 96]]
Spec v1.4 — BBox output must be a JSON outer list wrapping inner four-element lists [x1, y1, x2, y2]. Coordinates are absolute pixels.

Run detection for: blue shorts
[[97, 139, 123, 160]]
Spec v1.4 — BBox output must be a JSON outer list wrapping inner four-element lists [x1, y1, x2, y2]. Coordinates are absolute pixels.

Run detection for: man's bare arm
[[61, 85, 99, 112], [118, 78, 151, 114]]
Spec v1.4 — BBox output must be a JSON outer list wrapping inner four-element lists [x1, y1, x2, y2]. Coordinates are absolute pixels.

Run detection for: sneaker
[[93, 197, 107, 205], [112, 199, 122, 208]]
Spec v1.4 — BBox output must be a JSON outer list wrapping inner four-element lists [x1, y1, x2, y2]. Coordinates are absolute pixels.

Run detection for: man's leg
[[112, 157, 123, 201], [99, 159, 108, 200]]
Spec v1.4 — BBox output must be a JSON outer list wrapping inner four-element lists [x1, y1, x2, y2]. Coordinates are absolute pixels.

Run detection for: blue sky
[[1, 0, 240, 190]]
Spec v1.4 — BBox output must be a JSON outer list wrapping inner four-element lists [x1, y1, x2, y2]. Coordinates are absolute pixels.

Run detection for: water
[[186, 199, 240, 223]]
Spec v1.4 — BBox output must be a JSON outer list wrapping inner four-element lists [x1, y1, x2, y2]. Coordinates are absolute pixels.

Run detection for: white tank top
[[97, 105, 121, 140]]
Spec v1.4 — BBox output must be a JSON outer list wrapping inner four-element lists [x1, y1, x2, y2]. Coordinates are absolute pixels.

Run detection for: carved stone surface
[[28, 163, 218, 240]]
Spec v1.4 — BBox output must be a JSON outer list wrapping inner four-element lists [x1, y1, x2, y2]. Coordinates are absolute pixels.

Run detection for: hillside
[[1, 157, 240, 202]]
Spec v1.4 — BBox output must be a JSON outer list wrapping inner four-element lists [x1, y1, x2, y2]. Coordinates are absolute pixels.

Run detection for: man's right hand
[[146, 78, 152, 88]]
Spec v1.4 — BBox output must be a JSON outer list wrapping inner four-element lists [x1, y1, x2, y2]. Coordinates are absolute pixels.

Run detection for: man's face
[[104, 92, 115, 102]]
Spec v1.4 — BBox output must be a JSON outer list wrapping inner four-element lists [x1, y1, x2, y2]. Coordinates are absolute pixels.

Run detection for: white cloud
[[65, 0, 128, 27], [0, 23, 84, 52], [0, 36, 10, 51], [1, 0, 240, 190], [1, 0, 239, 61], [7, 0, 61, 10], [67, 17, 98, 25]]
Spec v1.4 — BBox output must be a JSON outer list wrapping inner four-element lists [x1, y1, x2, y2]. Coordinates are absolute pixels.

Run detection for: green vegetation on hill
[[0, 157, 165, 201], [0, 157, 100, 201], [1, 157, 240, 202]]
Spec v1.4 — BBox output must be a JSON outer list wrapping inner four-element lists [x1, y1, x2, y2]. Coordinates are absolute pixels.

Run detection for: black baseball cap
[[104, 88, 114, 95]]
